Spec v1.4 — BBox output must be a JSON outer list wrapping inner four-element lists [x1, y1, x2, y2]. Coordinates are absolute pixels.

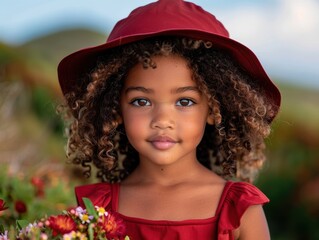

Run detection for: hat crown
[[107, 0, 229, 43]]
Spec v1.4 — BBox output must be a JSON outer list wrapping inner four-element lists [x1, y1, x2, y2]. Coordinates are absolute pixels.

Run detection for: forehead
[[124, 55, 196, 88]]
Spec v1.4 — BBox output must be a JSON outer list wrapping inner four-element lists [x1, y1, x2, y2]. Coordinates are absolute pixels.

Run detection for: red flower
[[0, 199, 8, 212], [48, 215, 77, 236], [31, 177, 45, 197], [15, 200, 27, 214], [99, 212, 126, 239]]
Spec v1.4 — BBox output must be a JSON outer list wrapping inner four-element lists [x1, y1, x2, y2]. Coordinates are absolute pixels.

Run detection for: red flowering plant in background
[[0, 199, 8, 212], [14, 200, 27, 214], [0, 169, 79, 228], [0, 173, 46, 226], [0, 199, 8, 239], [0, 198, 130, 240], [31, 177, 45, 198]]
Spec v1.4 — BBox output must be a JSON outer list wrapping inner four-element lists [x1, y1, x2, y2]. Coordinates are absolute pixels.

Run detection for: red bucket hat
[[58, 0, 281, 120]]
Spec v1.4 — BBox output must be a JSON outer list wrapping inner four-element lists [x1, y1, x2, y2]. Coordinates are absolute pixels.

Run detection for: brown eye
[[131, 98, 151, 106], [176, 98, 195, 107]]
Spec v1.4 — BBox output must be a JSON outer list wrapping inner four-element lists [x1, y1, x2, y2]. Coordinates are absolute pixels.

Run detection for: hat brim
[[58, 29, 281, 119]]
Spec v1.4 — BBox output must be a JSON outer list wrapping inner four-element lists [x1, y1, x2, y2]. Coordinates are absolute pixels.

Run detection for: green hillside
[[1, 28, 106, 96], [21, 28, 107, 66], [277, 82, 319, 130]]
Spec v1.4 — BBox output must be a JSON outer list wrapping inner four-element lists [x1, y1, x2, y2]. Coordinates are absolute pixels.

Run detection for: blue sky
[[1, 0, 318, 89]]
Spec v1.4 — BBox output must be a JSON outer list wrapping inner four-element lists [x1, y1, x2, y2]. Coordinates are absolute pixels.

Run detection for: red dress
[[75, 181, 269, 240]]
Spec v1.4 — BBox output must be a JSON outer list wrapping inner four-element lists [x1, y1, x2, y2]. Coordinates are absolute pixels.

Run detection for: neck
[[126, 156, 207, 187]]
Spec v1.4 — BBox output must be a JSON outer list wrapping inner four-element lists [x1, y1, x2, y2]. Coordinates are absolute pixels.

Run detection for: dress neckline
[[110, 181, 234, 224]]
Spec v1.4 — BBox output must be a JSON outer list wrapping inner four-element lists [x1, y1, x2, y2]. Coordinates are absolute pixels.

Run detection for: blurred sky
[[1, 0, 319, 89]]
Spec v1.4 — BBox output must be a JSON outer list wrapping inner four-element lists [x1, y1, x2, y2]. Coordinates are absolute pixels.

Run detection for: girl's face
[[120, 55, 213, 168]]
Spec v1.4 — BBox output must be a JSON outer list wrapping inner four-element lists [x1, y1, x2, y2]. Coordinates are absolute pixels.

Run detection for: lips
[[147, 135, 178, 150]]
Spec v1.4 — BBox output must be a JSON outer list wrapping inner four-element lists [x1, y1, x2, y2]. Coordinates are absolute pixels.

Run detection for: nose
[[150, 105, 175, 129]]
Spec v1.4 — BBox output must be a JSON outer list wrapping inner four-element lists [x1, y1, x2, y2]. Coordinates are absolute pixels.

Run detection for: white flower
[[63, 233, 72, 240], [20, 222, 39, 235], [40, 233, 48, 240], [0, 231, 8, 240]]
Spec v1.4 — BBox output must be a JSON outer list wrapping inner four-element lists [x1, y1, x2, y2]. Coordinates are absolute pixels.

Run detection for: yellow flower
[[79, 213, 93, 224], [95, 206, 108, 217]]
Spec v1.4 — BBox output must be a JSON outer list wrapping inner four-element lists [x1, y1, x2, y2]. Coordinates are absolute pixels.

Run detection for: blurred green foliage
[[256, 86, 319, 239], [31, 86, 64, 135], [0, 167, 77, 227]]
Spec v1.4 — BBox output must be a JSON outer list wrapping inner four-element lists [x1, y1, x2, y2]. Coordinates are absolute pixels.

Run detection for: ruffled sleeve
[[217, 181, 269, 240], [75, 182, 113, 210]]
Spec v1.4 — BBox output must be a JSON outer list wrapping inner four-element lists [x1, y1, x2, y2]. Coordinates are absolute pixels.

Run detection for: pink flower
[[75, 206, 85, 215], [0, 230, 8, 240], [48, 215, 77, 236]]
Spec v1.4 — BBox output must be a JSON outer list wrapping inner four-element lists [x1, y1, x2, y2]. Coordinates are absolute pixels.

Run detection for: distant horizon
[[1, 0, 319, 89]]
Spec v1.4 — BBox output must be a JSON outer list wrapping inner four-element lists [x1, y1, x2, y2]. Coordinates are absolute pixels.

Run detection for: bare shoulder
[[234, 204, 270, 240]]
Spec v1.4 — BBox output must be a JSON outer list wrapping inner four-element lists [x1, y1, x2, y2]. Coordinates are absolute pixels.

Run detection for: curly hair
[[61, 36, 275, 183]]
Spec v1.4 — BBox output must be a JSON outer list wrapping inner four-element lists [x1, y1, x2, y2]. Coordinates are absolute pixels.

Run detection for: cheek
[[122, 115, 148, 151], [180, 114, 207, 140], [122, 111, 147, 137]]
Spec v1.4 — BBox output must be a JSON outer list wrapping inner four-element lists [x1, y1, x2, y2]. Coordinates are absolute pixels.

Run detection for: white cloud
[[214, 0, 319, 87], [278, 0, 319, 52]]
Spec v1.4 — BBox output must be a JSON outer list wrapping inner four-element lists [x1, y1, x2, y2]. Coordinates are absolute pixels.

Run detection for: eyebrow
[[172, 86, 201, 94], [124, 86, 154, 94], [124, 86, 201, 94]]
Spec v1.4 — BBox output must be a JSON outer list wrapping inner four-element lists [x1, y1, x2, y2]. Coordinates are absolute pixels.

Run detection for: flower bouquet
[[0, 198, 130, 240]]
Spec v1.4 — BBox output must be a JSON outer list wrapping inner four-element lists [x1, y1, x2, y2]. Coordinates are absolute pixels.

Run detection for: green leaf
[[16, 220, 29, 230], [124, 236, 131, 240], [0, 224, 4, 233], [82, 197, 98, 219], [88, 223, 94, 240]]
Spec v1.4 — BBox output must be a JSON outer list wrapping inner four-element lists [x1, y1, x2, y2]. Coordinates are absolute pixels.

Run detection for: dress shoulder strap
[[75, 182, 117, 211]]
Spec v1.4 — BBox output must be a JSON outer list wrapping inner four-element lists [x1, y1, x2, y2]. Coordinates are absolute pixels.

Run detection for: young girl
[[58, 0, 281, 239]]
